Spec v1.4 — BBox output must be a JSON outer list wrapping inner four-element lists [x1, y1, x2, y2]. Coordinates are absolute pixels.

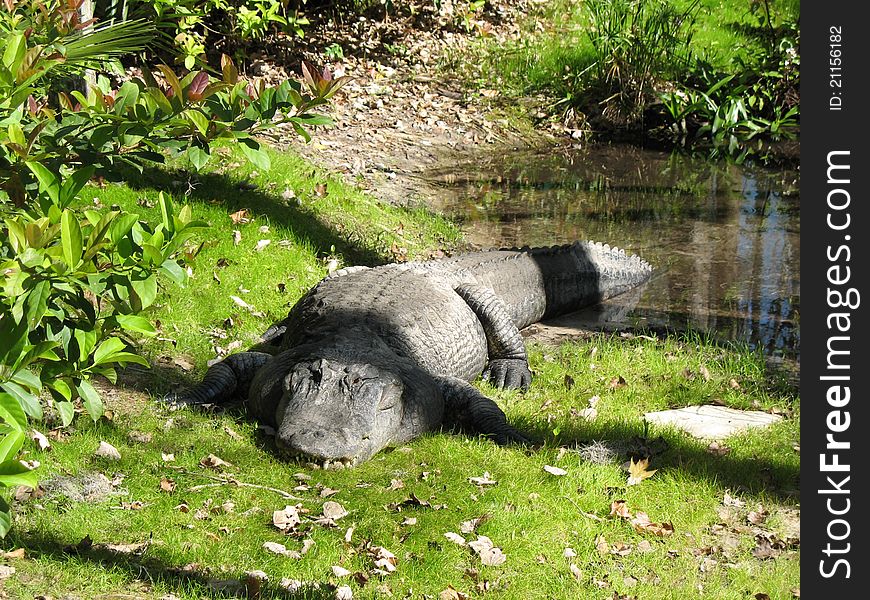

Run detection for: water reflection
[[426, 146, 800, 359]]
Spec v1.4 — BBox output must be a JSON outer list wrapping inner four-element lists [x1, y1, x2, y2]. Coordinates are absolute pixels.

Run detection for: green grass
[[1, 144, 798, 598], [90, 143, 461, 378], [459, 0, 800, 111]]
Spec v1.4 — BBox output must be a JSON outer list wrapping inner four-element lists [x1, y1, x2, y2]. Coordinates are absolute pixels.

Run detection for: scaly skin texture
[[174, 241, 652, 465]]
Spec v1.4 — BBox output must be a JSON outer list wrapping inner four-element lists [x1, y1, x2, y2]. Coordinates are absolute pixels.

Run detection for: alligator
[[171, 241, 652, 466]]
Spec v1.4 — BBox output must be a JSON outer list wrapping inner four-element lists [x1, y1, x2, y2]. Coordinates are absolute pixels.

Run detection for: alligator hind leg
[[455, 284, 532, 390], [167, 351, 272, 405], [439, 377, 534, 445]]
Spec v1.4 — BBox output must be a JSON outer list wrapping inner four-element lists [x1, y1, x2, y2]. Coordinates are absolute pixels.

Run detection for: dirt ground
[[245, 1, 566, 209]]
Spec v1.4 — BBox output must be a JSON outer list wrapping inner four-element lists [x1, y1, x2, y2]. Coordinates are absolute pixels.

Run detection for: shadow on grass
[[3, 530, 336, 600], [126, 165, 387, 267], [517, 416, 799, 502]]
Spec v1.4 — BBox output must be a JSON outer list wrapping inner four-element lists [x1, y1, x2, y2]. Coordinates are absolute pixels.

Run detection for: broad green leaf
[[74, 328, 97, 362], [185, 109, 210, 136], [10, 368, 40, 392], [159, 259, 187, 285], [3, 218, 26, 253], [115, 314, 157, 336], [115, 81, 140, 113], [1, 33, 25, 71], [0, 392, 27, 431], [7, 123, 25, 146], [26, 162, 60, 204], [178, 205, 192, 225], [108, 213, 140, 243], [61, 210, 83, 269], [24, 279, 50, 329], [0, 430, 24, 464], [92, 337, 125, 366], [238, 138, 270, 170], [0, 459, 39, 489], [158, 192, 174, 234], [56, 401, 75, 427], [103, 352, 149, 368], [186, 144, 210, 171], [76, 380, 103, 421], [49, 379, 72, 401], [0, 504, 11, 538], [0, 381, 42, 420], [59, 166, 95, 208], [141, 243, 163, 266], [130, 274, 158, 309]]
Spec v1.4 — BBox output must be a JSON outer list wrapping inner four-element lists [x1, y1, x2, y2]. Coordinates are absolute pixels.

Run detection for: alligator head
[[272, 356, 406, 466]]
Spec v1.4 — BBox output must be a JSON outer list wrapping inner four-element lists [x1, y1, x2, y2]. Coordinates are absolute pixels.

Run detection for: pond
[[424, 145, 800, 361]]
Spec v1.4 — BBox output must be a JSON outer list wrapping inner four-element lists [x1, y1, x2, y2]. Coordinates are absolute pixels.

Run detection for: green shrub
[[97, 0, 311, 68], [0, 0, 346, 534], [660, 16, 799, 160], [582, 0, 698, 123]]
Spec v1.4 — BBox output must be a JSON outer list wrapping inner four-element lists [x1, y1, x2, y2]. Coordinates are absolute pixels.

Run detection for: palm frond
[[62, 19, 155, 64]]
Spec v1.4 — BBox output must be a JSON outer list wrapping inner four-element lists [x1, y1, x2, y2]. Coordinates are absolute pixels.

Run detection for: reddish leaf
[[187, 71, 210, 102]]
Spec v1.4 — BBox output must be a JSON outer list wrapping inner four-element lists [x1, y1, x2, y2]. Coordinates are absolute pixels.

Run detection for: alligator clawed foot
[[482, 359, 532, 391]]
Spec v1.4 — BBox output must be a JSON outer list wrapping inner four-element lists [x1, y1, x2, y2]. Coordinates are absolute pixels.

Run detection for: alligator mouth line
[[276, 446, 358, 470]]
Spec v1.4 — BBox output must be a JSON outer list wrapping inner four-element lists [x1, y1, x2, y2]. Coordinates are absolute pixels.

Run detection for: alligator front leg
[[439, 376, 534, 445], [455, 284, 532, 390], [168, 351, 272, 405]]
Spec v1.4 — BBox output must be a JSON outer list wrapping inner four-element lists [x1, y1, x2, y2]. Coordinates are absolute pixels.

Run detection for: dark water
[[425, 145, 800, 360]]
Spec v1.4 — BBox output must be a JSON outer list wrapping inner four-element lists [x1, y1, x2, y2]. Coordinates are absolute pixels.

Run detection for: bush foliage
[[0, 0, 346, 534]]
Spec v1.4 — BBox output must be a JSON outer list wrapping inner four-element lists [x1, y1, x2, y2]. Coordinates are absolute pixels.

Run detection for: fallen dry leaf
[[400, 517, 417, 526], [460, 514, 489, 534], [630, 512, 674, 536], [254, 239, 271, 252], [0, 565, 16, 579], [272, 505, 302, 532], [371, 546, 398, 573], [444, 532, 467, 546], [331, 565, 352, 577], [104, 541, 149, 555], [2, 548, 25, 559], [706, 442, 731, 456], [610, 541, 632, 556], [637, 540, 654, 553], [263, 541, 301, 558], [232, 230, 242, 246], [336, 585, 354, 600], [543, 465, 568, 476], [468, 535, 506, 566], [30, 429, 51, 451], [610, 500, 632, 519], [569, 563, 583, 581], [723, 492, 745, 507], [468, 472, 497, 486], [627, 457, 657, 486], [95, 441, 121, 460], [439, 586, 469, 600], [747, 506, 769, 526], [229, 208, 250, 224], [322, 500, 349, 520], [200, 454, 232, 469], [159, 477, 176, 493]]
